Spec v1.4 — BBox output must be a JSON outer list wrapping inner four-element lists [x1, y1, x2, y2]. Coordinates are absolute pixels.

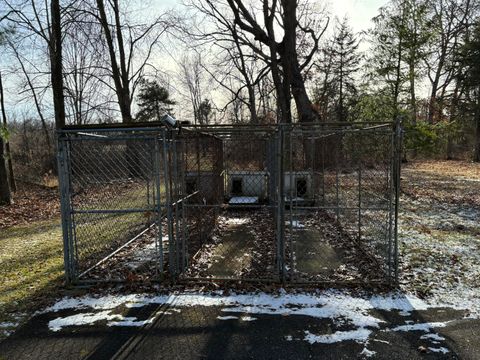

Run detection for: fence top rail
[[57, 121, 396, 141], [59, 120, 394, 130]]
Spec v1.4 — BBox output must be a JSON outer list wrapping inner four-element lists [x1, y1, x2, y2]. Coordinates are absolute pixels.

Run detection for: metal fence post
[[387, 127, 395, 282], [172, 137, 181, 275], [276, 125, 286, 283], [57, 133, 74, 283], [357, 149, 362, 242], [393, 117, 403, 284], [162, 130, 176, 278], [335, 134, 340, 221], [154, 136, 164, 276]]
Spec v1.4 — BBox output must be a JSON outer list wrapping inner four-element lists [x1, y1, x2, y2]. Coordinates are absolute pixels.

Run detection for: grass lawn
[[0, 218, 65, 337]]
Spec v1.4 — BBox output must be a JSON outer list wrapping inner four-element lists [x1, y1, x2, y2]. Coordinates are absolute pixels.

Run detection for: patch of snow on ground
[[389, 322, 449, 332], [43, 290, 458, 344], [0, 322, 17, 328], [420, 333, 446, 341], [360, 347, 376, 357], [49, 311, 125, 332], [107, 318, 155, 327], [399, 195, 480, 316], [304, 329, 372, 344], [220, 216, 250, 226], [428, 347, 450, 354]]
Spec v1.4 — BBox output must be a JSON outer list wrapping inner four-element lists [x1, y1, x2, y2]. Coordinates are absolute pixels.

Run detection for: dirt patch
[[293, 229, 344, 274], [205, 226, 255, 277]]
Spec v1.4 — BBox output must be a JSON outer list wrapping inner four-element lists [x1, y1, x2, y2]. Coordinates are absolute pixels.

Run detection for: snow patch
[[420, 333, 446, 341], [108, 318, 154, 327], [48, 311, 124, 332], [428, 347, 450, 354], [360, 347, 376, 358], [220, 216, 250, 225], [304, 328, 372, 344], [43, 290, 469, 344], [389, 322, 449, 332], [0, 322, 17, 328]]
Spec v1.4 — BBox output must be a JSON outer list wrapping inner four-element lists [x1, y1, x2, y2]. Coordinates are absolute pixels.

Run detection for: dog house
[[226, 170, 268, 204], [284, 171, 314, 203]]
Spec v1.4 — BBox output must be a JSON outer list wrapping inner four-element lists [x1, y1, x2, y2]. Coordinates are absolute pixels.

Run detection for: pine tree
[[458, 20, 480, 161], [320, 17, 361, 122], [136, 78, 176, 122]]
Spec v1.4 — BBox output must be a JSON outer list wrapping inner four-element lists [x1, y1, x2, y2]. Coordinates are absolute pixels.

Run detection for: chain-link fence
[[57, 121, 401, 285]]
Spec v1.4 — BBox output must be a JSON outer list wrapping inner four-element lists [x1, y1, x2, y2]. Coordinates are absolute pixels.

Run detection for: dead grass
[[405, 159, 480, 179], [399, 159, 480, 301], [0, 182, 60, 229], [0, 219, 64, 337]]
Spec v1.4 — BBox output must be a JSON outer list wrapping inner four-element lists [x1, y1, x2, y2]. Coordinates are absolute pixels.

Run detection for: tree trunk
[[474, 89, 480, 162], [263, 1, 289, 124], [50, 0, 66, 129], [0, 136, 11, 205], [96, 0, 133, 123], [0, 72, 16, 192], [247, 84, 258, 124], [281, 0, 315, 123]]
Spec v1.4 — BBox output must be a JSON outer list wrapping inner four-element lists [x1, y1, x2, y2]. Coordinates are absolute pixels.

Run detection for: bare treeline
[[0, 0, 480, 203]]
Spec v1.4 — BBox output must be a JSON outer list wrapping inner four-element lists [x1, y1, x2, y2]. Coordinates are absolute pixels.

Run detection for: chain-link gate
[[282, 124, 400, 284], [57, 121, 401, 285]]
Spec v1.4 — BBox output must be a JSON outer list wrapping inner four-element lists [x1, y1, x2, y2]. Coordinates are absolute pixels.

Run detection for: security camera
[[161, 114, 178, 128]]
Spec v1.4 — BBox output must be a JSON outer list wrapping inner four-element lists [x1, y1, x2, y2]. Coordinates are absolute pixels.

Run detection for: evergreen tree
[[457, 20, 480, 161], [136, 78, 176, 122], [196, 99, 214, 125], [327, 17, 361, 122], [369, 0, 430, 124], [314, 18, 360, 122]]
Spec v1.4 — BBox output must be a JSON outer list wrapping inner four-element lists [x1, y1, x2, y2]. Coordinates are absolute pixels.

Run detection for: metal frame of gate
[[57, 120, 402, 286]]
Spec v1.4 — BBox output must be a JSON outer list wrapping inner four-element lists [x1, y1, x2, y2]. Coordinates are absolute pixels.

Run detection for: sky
[[149, 0, 391, 119], [329, 0, 387, 32], [155, 0, 389, 33], [1, 0, 391, 122]]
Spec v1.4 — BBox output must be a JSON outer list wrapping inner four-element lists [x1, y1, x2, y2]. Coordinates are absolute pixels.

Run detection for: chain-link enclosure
[[57, 122, 401, 285]]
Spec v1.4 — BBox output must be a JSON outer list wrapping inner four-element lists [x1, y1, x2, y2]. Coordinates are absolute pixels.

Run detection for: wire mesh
[[57, 122, 401, 285]]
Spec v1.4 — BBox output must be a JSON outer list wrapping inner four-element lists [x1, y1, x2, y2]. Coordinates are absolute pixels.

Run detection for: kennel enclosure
[[57, 121, 402, 285]]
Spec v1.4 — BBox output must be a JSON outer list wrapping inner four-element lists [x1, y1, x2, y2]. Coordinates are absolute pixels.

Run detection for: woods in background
[[0, 0, 480, 204]]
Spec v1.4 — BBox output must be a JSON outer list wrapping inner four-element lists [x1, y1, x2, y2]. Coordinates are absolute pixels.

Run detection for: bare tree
[[62, 4, 114, 125], [424, 0, 472, 124], [94, 0, 170, 123], [6, 39, 52, 150], [3, 0, 65, 128], [179, 52, 210, 124], [185, 0, 271, 123], [187, 0, 328, 123], [0, 72, 16, 192]]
